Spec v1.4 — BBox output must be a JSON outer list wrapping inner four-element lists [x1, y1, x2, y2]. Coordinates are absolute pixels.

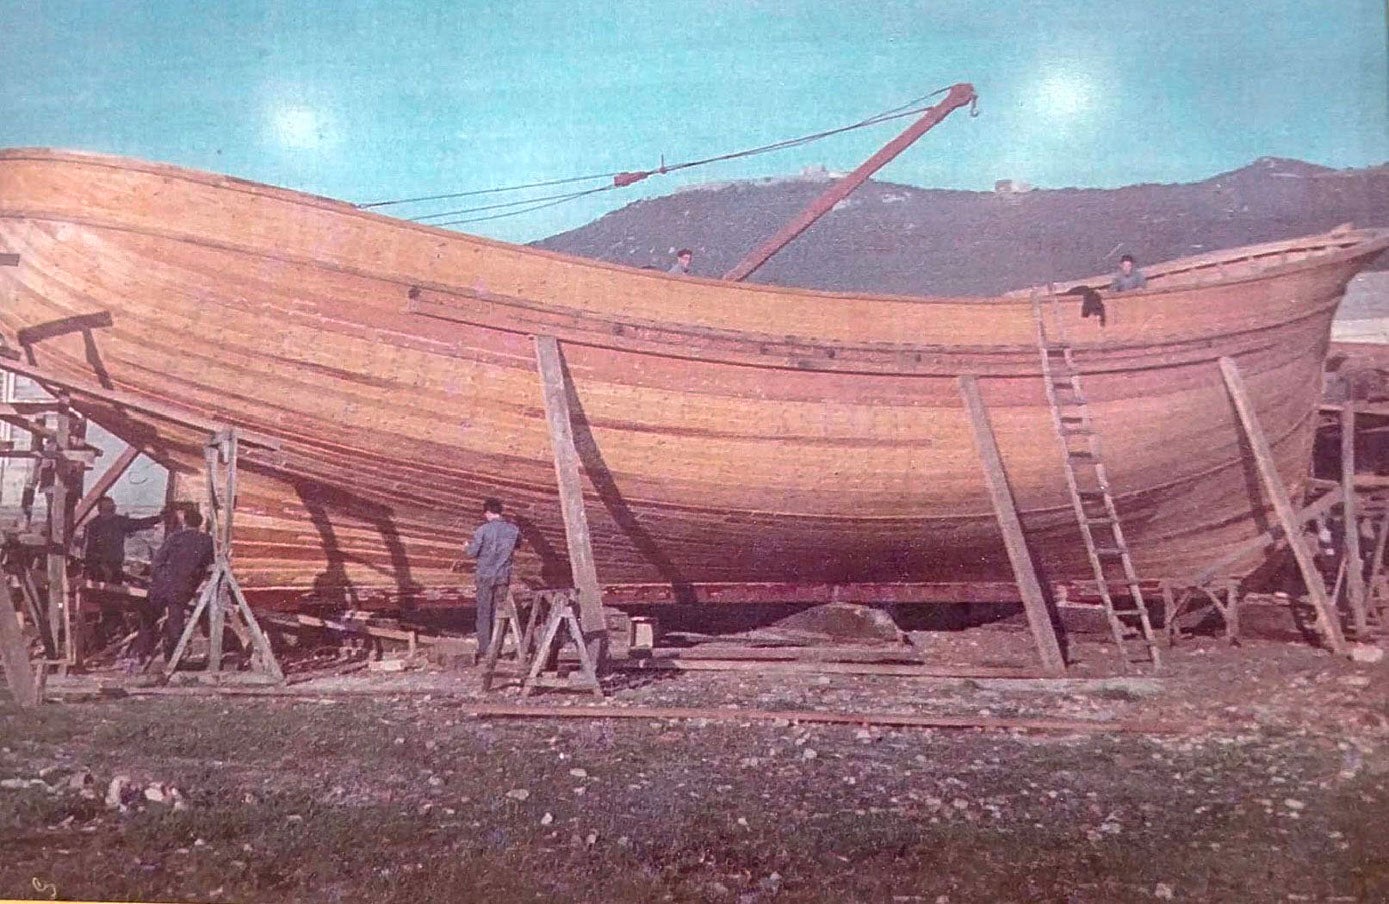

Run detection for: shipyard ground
[[3, 627, 1388, 904]]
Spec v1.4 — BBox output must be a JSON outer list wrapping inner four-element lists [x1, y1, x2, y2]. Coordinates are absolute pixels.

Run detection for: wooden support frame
[[521, 589, 603, 698], [1341, 403, 1369, 634], [958, 375, 1067, 675], [532, 336, 606, 639], [478, 589, 537, 692], [1219, 357, 1347, 655], [164, 429, 283, 683]]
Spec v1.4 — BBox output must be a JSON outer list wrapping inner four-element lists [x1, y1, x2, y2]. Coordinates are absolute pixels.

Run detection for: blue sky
[[1, 1, 1385, 241]]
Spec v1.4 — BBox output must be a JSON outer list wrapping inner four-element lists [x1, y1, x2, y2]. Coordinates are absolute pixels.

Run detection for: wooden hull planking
[[1, 149, 1386, 607]]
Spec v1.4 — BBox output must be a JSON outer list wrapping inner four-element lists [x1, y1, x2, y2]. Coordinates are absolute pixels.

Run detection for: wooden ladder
[[1032, 289, 1160, 672]]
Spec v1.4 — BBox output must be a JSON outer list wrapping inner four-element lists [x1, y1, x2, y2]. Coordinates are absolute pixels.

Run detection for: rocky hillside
[[535, 157, 1389, 297]]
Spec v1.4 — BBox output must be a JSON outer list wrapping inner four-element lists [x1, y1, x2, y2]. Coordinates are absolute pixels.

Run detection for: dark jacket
[[149, 528, 215, 602], [84, 512, 162, 568]]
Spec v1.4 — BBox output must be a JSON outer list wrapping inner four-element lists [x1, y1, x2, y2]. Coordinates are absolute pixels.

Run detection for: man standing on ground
[[465, 497, 521, 660], [134, 503, 214, 668], [82, 496, 163, 584]]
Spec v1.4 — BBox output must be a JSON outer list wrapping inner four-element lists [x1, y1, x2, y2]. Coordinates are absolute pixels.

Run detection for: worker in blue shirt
[[465, 497, 521, 659]]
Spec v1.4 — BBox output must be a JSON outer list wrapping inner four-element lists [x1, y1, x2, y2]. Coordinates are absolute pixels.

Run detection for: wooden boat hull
[[1, 149, 1386, 608]]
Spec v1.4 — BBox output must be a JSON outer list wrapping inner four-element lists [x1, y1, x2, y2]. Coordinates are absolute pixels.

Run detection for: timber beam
[[958, 375, 1067, 675], [1220, 357, 1347, 655], [532, 336, 607, 645], [72, 446, 143, 525]]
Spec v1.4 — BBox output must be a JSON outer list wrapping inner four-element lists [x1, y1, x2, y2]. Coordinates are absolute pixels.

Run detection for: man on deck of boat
[[668, 248, 694, 275], [465, 497, 521, 662], [1110, 254, 1147, 292]]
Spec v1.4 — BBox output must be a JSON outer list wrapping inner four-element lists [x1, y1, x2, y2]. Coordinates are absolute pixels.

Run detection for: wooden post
[[1224, 579, 1241, 643], [1160, 582, 1178, 646], [532, 336, 605, 637], [0, 574, 38, 707], [1341, 403, 1368, 634], [958, 375, 1066, 675], [45, 397, 75, 666], [72, 445, 142, 525], [1219, 357, 1347, 655], [204, 441, 225, 673], [1369, 511, 1389, 617]]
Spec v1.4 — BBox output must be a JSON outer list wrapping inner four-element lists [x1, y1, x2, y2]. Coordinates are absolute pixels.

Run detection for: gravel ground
[[3, 627, 1389, 903]]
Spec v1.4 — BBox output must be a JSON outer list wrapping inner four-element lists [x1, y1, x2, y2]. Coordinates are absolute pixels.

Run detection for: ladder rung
[[1094, 547, 1128, 557], [1082, 516, 1116, 526], [1067, 449, 1097, 459], [1059, 425, 1095, 436], [1059, 414, 1085, 423], [1043, 344, 1070, 354]]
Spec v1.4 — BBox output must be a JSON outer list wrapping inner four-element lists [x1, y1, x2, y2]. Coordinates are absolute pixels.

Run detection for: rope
[[358, 85, 961, 226]]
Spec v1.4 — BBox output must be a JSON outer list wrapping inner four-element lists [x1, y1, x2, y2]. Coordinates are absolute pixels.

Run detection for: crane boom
[[722, 82, 976, 282]]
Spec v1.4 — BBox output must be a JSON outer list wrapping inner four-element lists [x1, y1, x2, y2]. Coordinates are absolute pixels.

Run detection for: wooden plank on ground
[[533, 335, 605, 635], [651, 644, 925, 664], [94, 689, 1176, 733], [265, 612, 418, 645], [623, 658, 1039, 678], [1219, 357, 1347, 655], [958, 375, 1067, 675]]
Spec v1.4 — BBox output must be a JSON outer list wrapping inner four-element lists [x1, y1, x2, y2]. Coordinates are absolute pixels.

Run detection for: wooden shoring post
[[0, 569, 39, 707], [72, 445, 142, 526], [532, 336, 606, 643], [1341, 403, 1368, 634], [1219, 357, 1347, 655], [67, 412, 88, 664], [1160, 582, 1178, 646], [204, 439, 226, 673], [957, 375, 1067, 675], [1369, 510, 1389, 617], [45, 394, 77, 666], [1223, 579, 1241, 644]]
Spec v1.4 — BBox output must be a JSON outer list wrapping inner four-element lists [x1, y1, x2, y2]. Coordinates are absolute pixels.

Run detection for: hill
[[535, 157, 1389, 296]]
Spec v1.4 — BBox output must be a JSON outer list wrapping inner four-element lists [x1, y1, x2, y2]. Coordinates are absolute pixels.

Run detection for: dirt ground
[[3, 623, 1389, 903]]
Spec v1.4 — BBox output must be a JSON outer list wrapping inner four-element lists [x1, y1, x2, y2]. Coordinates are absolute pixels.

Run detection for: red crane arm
[[722, 82, 977, 282]]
